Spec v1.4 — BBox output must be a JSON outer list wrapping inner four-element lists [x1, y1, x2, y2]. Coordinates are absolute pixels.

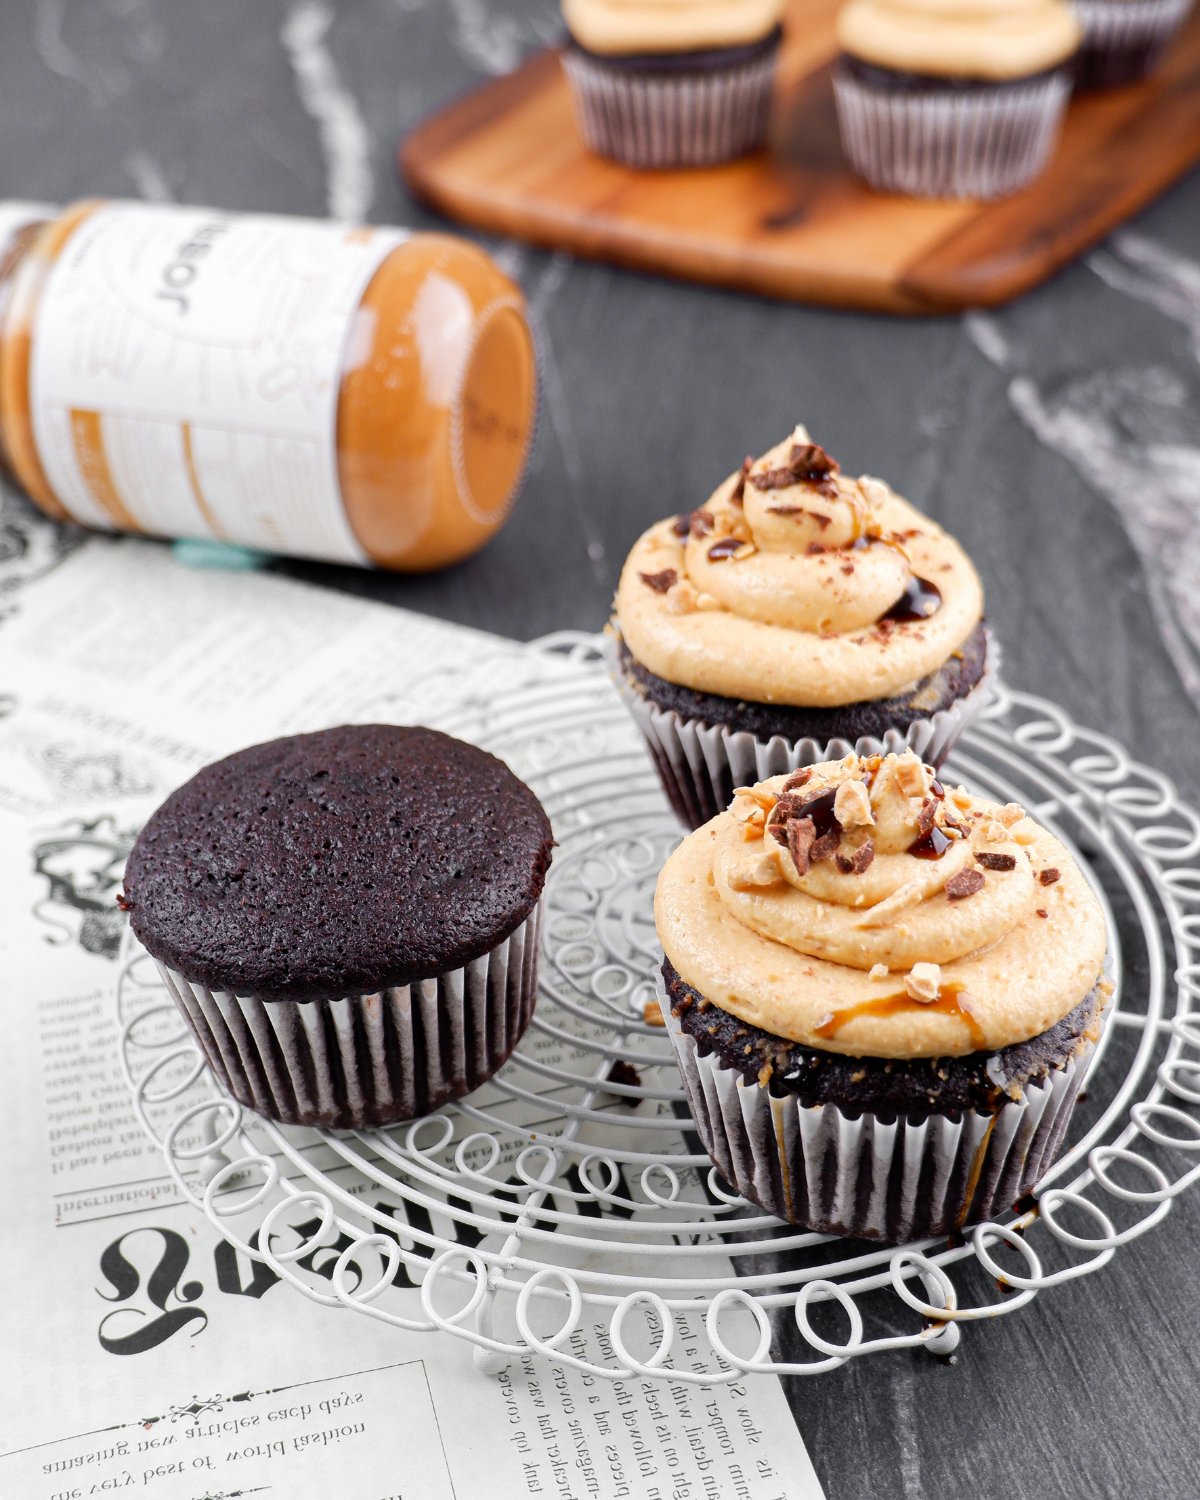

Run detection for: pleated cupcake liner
[[1071, 0, 1193, 87], [662, 978, 1100, 1242], [561, 45, 777, 167], [606, 631, 996, 829], [832, 66, 1072, 199], [157, 902, 542, 1130]]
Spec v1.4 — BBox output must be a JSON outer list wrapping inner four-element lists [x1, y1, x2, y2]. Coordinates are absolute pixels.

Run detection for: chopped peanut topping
[[726, 848, 785, 891], [996, 803, 1025, 827], [834, 778, 875, 829], [905, 962, 941, 1003], [869, 963, 890, 981], [664, 580, 698, 614], [893, 752, 929, 799], [730, 794, 766, 825], [733, 786, 777, 812]]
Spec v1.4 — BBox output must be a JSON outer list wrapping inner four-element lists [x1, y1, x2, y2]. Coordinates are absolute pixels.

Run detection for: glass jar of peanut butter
[[0, 200, 537, 571]]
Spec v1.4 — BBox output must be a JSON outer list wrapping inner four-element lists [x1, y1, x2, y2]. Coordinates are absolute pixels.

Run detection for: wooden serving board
[[400, 0, 1200, 313]]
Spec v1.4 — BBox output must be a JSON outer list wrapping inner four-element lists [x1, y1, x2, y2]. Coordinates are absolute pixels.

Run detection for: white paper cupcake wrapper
[[833, 67, 1072, 199], [606, 630, 997, 828], [156, 902, 541, 1129], [1072, 0, 1193, 86], [662, 978, 1099, 1241], [561, 46, 776, 167]]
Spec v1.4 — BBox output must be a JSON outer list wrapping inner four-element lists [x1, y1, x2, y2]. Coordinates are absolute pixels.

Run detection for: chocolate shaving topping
[[917, 798, 938, 836], [729, 455, 754, 506], [751, 464, 805, 491], [790, 442, 839, 481], [672, 513, 692, 538], [945, 868, 985, 900], [810, 829, 841, 863], [807, 510, 832, 530], [976, 852, 1017, 872], [638, 568, 677, 594], [787, 816, 816, 875], [690, 510, 715, 537], [607, 1059, 642, 1089], [784, 767, 812, 791], [836, 837, 875, 875], [749, 441, 842, 496], [708, 536, 743, 562], [1036, 908, 1049, 918], [806, 541, 829, 555], [1039, 867, 1061, 886]]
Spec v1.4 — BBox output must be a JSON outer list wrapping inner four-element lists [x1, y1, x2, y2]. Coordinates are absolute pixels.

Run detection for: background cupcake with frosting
[[609, 425, 993, 828], [655, 751, 1110, 1241], [1071, 0, 1194, 88], [833, 0, 1081, 199], [560, 0, 784, 167]]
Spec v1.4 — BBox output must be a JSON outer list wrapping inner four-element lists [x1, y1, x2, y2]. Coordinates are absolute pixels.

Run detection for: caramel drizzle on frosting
[[815, 985, 986, 1051]]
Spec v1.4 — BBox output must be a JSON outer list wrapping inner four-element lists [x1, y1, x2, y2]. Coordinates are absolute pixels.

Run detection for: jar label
[[28, 203, 408, 563]]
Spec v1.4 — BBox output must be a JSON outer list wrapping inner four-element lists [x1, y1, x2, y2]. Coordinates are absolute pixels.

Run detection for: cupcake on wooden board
[[1071, 0, 1193, 88], [833, 0, 1081, 199], [121, 725, 553, 1129], [655, 752, 1110, 1241], [609, 426, 993, 828], [560, 0, 784, 167]]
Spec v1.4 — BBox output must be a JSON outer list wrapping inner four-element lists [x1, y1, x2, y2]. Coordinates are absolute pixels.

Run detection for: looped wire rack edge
[[115, 631, 1200, 1383]]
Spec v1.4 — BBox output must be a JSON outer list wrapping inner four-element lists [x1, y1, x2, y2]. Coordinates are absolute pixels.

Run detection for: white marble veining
[[448, 0, 559, 76], [527, 252, 607, 577], [1088, 232, 1200, 360], [281, 0, 374, 221], [34, 0, 164, 107], [124, 148, 174, 202], [968, 246, 1200, 709]]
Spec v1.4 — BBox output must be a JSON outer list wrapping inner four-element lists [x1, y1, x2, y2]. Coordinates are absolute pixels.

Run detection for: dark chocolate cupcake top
[[123, 724, 553, 1003]]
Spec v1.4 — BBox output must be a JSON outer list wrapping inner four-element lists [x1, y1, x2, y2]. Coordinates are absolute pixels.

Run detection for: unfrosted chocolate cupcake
[[122, 724, 553, 1129], [655, 752, 1110, 1241], [609, 426, 994, 828]]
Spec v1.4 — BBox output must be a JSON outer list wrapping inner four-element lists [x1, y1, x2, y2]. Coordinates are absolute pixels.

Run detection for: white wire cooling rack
[[116, 633, 1200, 1383]]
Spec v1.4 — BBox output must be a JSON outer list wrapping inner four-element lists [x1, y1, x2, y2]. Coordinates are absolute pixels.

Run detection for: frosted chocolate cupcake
[[609, 426, 993, 827], [1071, 0, 1193, 88], [121, 725, 553, 1129], [655, 752, 1110, 1241], [560, 0, 784, 167], [833, 0, 1081, 198]]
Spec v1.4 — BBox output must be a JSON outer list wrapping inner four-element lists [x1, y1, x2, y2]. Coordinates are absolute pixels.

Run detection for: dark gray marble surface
[[2, 3, 1199, 1497]]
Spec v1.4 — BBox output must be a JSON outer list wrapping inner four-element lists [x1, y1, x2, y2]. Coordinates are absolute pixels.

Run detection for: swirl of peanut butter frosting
[[615, 427, 984, 707], [563, 0, 784, 54], [836, 0, 1081, 80], [654, 751, 1107, 1058]]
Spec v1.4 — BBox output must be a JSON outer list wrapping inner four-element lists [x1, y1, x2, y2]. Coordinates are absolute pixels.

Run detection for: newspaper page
[[0, 535, 825, 1500]]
